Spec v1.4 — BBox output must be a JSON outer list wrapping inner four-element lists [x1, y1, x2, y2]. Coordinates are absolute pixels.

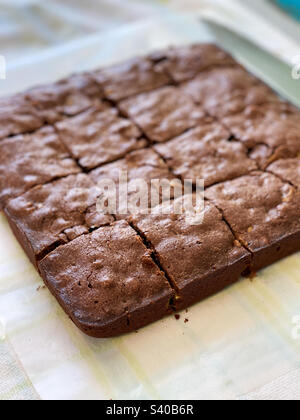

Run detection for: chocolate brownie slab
[[222, 103, 300, 168], [206, 172, 300, 272], [92, 57, 171, 102], [150, 44, 236, 82], [0, 94, 43, 140], [38, 221, 174, 338], [182, 67, 281, 118], [5, 173, 113, 266], [268, 158, 300, 189], [119, 86, 205, 143], [56, 107, 146, 170], [155, 123, 257, 187], [90, 148, 177, 217], [25, 73, 106, 124], [0, 126, 80, 208], [131, 198, 251, 310]]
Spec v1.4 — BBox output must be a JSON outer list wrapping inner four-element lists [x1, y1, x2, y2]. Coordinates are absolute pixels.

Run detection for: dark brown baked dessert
[[5, 174, 113, 266], [90, 148, 177, 217], [0, 126, 80, 208], [181, 66, 281, 118], [0, 43, 299, 338], [56, 107, 146, 169], [267, 158, 300, 189], [154, 122, 257, 187], [0, 94, 43, 140], [38, 220, 174, 338], [222, 103, 300, 168], [119, 86, 206, 143], [92, 57, 171, 101], [130, 198, 251, 310], [25, 73, 105, 124], [206, 172, 300, 272], [149, 44, 236, 82]]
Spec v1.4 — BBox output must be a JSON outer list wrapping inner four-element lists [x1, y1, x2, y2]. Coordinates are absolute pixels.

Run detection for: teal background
[[275, 0, 300, 19]]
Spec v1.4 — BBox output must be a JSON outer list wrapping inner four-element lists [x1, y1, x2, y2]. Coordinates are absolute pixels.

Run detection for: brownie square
[[155, 123, 257, 187], [206, 172, 300, 272], [38, 221, 174, 338], [56, 107, 146, 170], [222, 103, 300, 168], [131, 198, 251, 310], [0, 126, 80, 208], [92, 57, 171, 102], [182, 66, 281, 118], [119, 86, 206, 143], [0, 94, 43, 140], [268, 158, 300, 189], [25, 73, 106, 124], [150, 44, 236, 82], [5, 173, 114, 266], [90, 148, 176, 217]]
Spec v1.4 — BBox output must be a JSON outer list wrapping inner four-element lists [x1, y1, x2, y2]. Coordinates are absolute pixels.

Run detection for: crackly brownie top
[[56, 107, 146, 169], [0, 126, 80, 207], [155, 124, 257, 187], [25, 73, 106, 123], [131, 198, 249, 291], [182, 66, 281, 117], [268, 158, 300, 189], [92, 57, 171, 102], [38, 220, 173, 327], [222, 103, 300, 152], [119, 86, 206, 143], [0, 94, 43, 140], [5, 173, 113, 259], [90, 148, 175, 216], [206, 172, 300, 253], [150, 44, 236, 82]]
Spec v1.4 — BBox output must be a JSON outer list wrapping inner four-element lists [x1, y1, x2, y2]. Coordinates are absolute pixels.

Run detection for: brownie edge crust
[[38, 221, 174, 338]]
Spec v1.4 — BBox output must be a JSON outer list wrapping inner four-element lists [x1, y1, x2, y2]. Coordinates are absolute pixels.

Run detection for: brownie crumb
[[184, 318, 189, 324], [175, 314, 180, 321]]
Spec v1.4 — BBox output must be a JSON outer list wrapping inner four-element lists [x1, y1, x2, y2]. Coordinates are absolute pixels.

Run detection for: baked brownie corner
[[206, 172, 300, 272], [38, 221, 174, 338], [4, 173, 113, 266], [150, 43, 236, 82]]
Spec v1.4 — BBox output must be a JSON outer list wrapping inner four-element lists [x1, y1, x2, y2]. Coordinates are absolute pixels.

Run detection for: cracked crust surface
[[181, 66, 281, 117], [150, 44, 236, 82], [155, 123, 257, 187], [5, 174, 113, 265], [119, 86, 206, 143], [206, 172, 300, 271], [90, 148, 176, 217], [92, 57, 171, 102], [0, 126, 80, 208], [25, 73, 106, 123], [38, 220, 174, 337], [131, 198, 251, 309], [0, 94, 43, 140], [56, 107, 146, 169]]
